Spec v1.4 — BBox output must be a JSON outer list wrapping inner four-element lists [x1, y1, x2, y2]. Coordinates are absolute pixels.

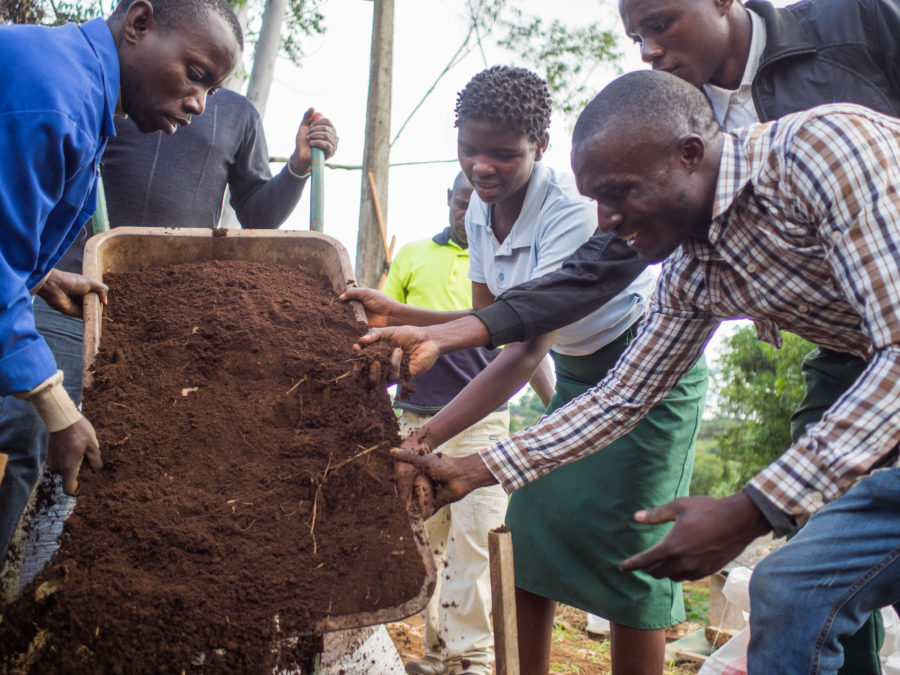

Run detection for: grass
[[684, 581, 711, 624]]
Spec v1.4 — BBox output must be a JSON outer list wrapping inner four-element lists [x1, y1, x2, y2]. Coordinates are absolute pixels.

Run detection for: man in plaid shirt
[[396, 71, 900, 674]]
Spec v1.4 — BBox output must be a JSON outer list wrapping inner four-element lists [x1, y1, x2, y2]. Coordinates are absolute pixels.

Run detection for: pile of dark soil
[[0, 260, 429, 674]]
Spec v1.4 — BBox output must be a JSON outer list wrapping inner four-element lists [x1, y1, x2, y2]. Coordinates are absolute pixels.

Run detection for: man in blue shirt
[[0, 0, 242, 529]]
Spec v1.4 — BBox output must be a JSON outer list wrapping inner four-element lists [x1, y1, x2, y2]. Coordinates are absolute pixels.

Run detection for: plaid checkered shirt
[[481, 103, 900, 524]]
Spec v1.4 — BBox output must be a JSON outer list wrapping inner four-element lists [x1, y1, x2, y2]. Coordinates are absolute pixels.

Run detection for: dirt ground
[[387, 595, 706, 674]]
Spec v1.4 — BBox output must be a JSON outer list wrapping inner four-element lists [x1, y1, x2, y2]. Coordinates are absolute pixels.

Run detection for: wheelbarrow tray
[[5, 227, 435, 638]]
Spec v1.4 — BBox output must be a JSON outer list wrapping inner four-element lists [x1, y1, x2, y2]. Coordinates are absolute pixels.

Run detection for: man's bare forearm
[[391, 305, 472, 327], [421, 314, 492, 353]]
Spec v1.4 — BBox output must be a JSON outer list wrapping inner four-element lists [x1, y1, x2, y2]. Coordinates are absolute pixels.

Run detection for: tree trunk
[[246, 0, 289, 119]]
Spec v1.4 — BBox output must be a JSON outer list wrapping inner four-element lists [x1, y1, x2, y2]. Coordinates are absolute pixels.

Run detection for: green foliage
[[0, 0, 45, 21], [3, 0, 325, 67], [683, 581, 711, 623], [0, 0, 108, 24], [693, 328, 814, 495], [496, 8, 622, 118], [509, 389, 546, 433], [245, 0, 325, 66]]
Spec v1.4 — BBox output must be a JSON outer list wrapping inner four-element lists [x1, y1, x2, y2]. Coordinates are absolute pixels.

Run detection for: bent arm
[[0, 112, 84, 394], [227, 113, 304, 229], [231, 108, 338, 229], [406, 331, 558, 450], [747, 114, 900, 525]]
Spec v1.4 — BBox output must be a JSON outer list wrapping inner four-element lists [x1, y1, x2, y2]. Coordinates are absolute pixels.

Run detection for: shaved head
[[447, 171, 473, 245], [452, 171, 470, 194], [573, 70, 720, 152], [570, 70, 723, 263]]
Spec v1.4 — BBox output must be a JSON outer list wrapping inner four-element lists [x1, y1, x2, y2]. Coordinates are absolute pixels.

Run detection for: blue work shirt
[[0, 18, 119, 394]]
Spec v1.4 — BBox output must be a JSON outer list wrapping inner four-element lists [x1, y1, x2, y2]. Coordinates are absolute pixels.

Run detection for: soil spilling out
[[0, 260, 429, 674]]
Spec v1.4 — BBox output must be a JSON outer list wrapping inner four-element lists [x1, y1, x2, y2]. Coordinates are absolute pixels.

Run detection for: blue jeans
[[0, 297, 83, 561], [748, 467, 900, 675]]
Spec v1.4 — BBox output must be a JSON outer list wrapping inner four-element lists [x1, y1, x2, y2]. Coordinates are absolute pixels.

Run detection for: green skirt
[[505, 322, 708, 628]]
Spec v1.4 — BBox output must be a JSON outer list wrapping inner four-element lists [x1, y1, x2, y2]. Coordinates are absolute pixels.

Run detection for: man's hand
[[358, 325, 442, 380], [47, 417, 103, 496], [340, 287, 406, 328], [37, 269, 108, 317], [351, 341, 404, 387], [390, 449, 498, 517], [620, 491, 772, 581], [290, 107, 338, 175], [393, 433, 436, 514]]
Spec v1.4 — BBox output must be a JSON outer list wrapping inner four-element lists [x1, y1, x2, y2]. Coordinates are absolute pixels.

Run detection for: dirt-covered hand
[[290, 107, 338, 175], [37, 269, 108, 317], [619, 492, 772, 581], [357, 325, 441, 379], [340, 287, 405, 328], [47, 417, 103, 495], [351, 342, 403, 388], [390, 448, 497, 515], [393, 433, 436, 513]]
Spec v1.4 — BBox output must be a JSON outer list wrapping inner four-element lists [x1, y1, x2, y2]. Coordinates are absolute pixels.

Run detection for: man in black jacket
[[346, 0, 900, 671]]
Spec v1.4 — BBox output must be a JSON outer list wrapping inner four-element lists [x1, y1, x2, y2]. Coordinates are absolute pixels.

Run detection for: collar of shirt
[[468, 162, 554, 254], [704, 8, 766, 129], [432, 226, 465, 251], [706, 132, 753, 246], [79, 18, 120, 139]]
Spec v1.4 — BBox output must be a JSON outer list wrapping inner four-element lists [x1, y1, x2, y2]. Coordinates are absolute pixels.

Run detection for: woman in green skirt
[[354, 66, 707, 674]]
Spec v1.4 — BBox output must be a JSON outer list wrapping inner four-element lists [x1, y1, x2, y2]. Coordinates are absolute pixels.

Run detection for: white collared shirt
[[704, 8, 767, 131], [466, 162, 655, 356]]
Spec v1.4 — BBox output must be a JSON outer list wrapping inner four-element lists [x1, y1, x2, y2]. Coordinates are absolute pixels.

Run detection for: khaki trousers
[[397, 409, 509, 675]]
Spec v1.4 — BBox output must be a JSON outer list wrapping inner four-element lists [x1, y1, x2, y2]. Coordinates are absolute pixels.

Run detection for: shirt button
[[831, 231, 842, 243], [809, 491, 824, 506], [798, 304, 809, 313], [499, 272, 504, 281], [746, 262, 758, 274]]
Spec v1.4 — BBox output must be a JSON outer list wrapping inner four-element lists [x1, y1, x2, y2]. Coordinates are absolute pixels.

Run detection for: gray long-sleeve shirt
[[58, 88, 307, 272]]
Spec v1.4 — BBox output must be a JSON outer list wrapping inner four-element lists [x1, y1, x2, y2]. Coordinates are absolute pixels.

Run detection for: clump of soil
[[352, 340, 415, 392], [0, 260, 430, 674]]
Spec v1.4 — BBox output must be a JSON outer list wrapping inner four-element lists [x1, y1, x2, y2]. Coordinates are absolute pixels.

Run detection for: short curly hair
[[455, 66, 552, 143]]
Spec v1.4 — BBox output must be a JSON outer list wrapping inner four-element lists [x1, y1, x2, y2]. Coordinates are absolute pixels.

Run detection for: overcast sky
[[249, 0, 638, 259]]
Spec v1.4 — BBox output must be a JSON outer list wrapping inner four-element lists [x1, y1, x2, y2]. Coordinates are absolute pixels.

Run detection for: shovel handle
[[310, 147, 325, 232]]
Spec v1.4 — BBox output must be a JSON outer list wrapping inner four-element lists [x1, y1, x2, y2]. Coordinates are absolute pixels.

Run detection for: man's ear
[[714, 0, 736, 17], [679, 134, 706, 173], [447, 188, 453, 206], [122, 0, 156, 45], [534, 132, 550, 161]]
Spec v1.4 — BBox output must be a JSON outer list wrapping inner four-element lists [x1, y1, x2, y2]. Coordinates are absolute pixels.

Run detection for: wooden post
[[355, 0, 394, 288], [489, 527, 519, 675]]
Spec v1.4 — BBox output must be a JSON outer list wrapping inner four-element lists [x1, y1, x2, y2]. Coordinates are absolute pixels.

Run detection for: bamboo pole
[[367, 171, 394, 289]]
